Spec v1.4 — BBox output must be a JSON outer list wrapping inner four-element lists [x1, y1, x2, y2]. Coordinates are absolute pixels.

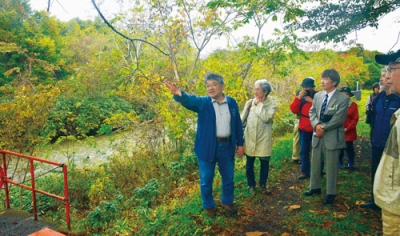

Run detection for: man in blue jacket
[[165, 73, 244, 216], [361, 65, 400, 210]]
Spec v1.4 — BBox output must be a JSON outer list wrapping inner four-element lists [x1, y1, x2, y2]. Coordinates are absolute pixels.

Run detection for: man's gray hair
[[255, 79, 272, 94], [204, 72, 224, 84]]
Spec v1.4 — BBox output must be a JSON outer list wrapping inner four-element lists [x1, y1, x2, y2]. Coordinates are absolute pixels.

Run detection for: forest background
[[0, 0, 399, 235]]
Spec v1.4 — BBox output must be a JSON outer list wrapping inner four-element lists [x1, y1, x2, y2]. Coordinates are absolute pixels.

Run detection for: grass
[[0, 90, 380, 235]]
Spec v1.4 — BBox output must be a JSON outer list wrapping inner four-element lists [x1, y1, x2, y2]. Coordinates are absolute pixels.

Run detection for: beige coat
[[241, 96, 277, 157], [374, 109, 400, 215]]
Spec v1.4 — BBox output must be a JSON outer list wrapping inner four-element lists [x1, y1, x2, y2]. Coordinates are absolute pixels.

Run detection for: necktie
[[320, 94, 328, 121]]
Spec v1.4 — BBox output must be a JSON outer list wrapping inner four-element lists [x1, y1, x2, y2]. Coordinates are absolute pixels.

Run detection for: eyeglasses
[[388, 67, 400, 73]]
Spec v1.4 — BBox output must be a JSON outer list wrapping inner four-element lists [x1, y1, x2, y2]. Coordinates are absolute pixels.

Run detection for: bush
[[43, 95, 134, 141]]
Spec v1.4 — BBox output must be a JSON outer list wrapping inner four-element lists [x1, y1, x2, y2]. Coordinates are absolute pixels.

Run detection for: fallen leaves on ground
[[287, 205, 301, 211], [322, 221, 334, 228], [245, 231, 269, 236]]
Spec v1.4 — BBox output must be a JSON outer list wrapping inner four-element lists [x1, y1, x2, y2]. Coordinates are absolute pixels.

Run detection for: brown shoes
[[205, 208, 216, 217], [222, 204, 238, 216]]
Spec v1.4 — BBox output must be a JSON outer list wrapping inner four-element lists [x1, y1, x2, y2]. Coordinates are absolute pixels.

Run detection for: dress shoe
[[303, 189, 321, 196], [298, 174, 309, 180], [293, 160, 301, 164], [323, 194, 335, 204], [360, 201, 380, 210]]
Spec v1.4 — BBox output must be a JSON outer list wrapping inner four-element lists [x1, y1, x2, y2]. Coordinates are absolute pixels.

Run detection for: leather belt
[[216, 137, 229, 142]]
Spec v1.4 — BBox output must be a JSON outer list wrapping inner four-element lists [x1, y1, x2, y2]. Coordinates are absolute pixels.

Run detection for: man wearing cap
[[338, 87, 359, 171], [290, 77, 317, 180], [303, 69, 349, 205], [373, 49, 400, 234], [361, 65, 400, 210]]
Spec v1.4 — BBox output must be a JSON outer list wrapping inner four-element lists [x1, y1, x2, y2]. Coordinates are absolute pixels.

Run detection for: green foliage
[[288, 0, 400, 43], [0, 1, 388, 235], [85, 200, 121, 231], [44, 95, 134, 141]]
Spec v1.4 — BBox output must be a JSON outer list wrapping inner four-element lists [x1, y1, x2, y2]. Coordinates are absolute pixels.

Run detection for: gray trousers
[[310, 136, 340, 195]]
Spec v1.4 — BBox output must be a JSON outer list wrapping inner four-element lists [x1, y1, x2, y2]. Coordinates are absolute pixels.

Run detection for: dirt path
[[236, 157, 305, 235], [231, 137, 379, 235]]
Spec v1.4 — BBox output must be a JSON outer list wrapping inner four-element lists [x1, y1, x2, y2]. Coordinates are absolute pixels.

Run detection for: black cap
[[340, 87, 354, 97], [375, 50, 400, 65], [300, 77, 315, 87]]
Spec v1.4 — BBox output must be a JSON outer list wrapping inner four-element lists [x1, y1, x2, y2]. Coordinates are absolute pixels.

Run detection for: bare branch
[[91, 0, 169, 56], [388, 30, 400, 53]]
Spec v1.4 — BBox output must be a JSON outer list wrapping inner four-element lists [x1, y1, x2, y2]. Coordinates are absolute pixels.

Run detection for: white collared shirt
[[212, 96, 231, 138], [323, 89, 337, 106]]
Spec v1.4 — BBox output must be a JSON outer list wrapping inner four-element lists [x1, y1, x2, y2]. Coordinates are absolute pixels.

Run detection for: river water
[[35, 130, 139, 167]]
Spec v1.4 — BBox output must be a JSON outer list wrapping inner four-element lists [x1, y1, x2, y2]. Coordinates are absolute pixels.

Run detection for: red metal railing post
[[63, 164, 71, 230], [0, 150, 71, 230], [30, 159, 38, 220], [2, 152, 10, 208]]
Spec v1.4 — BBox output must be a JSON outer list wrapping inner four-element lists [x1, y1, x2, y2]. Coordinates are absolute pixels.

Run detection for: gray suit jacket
[[309, 90, 349, 150]]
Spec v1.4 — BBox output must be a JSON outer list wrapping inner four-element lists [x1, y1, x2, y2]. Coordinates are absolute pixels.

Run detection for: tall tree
[[288, 0, 400, 45]]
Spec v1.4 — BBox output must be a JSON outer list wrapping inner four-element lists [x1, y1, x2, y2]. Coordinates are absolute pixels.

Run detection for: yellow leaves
[[4, 67, 20, 77], [245, 231, 269, 236], [333, 212, 347, 220], [120, 68, 132, 76], [0, 85, 60, 152], [287, 204, 301, 211], [0, 42, 21, 53]]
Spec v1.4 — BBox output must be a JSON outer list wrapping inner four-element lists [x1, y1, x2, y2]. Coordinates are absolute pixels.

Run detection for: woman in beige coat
[[241, 79, 277, 195]]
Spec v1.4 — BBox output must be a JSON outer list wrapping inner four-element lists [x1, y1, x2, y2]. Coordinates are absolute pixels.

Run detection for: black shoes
[[360, 201, 380, 210], [298, 174, 309, 180], [303, 189, 321, 196], [323, 194, 336, 204]]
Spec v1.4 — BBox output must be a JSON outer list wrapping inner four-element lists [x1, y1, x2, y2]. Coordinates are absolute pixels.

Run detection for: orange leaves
[[242, 208, 255, 216], [322, 221, 334, 228]]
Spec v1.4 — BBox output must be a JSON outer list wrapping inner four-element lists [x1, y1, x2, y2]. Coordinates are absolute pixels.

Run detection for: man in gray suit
[[304, 69, 349, 204]]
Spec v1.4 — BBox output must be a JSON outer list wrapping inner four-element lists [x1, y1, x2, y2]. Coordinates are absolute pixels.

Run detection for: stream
[[35, 130, 140, 167]]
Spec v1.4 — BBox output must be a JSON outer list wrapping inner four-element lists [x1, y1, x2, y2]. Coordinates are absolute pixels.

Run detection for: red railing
[[0, 150, 70, 230]]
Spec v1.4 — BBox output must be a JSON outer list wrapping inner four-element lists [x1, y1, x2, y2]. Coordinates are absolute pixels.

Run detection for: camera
[[305, 90, 312, 97]]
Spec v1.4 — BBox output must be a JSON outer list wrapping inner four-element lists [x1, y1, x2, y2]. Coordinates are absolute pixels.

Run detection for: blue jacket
[[372, 91, 400, 147], [173, 91, 244, 162]]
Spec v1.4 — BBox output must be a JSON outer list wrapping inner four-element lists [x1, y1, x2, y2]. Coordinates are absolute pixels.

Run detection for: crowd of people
[[165, 49, 400, 235]]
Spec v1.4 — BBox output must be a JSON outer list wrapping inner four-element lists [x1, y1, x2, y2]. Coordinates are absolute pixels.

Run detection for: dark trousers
[[299, 130, 313, 176], [370, 146, 385, 202], [339, 141, 355, 168], [246, 155, 270, 188]]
